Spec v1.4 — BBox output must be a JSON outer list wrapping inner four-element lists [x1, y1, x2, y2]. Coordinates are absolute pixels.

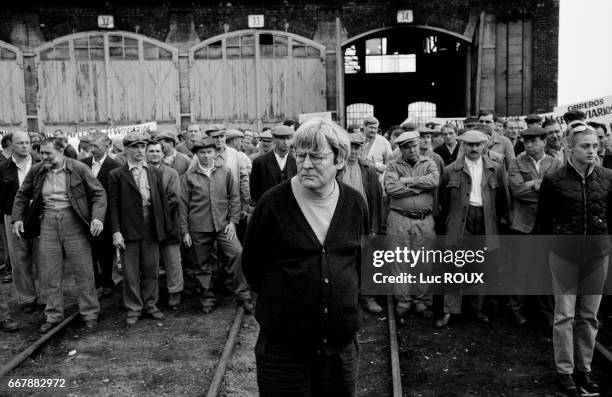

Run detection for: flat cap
[[464, 116, 479, 124], [191, 137, 216, 152], [205, 128, 226, 137], [259, 130, 274, 140], [153, 130, 178, 144], [226, 129, 244, 140], [348, 133, 365, 145], [525, 114, 543, 123], [395, 131, 420, 146], [79, 134, 93, 143], [271, 125, 294, 137], [563, 110, 586, 123], [400, 121, 418, 131], [123, 132, 150, 147], [459, 130, 489, 143], [520, 126, 547, 138], [417, 126, 434, 136]]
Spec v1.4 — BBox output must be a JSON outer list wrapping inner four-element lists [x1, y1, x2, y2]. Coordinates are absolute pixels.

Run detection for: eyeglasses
[[295, 151, 333, 165]]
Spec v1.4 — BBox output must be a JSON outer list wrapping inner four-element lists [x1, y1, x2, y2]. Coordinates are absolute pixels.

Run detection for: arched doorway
[[35, 31, 180, 133], [0, 40, 26, 129], [188, 30, 326, 131], [342, 26, 471, 129]]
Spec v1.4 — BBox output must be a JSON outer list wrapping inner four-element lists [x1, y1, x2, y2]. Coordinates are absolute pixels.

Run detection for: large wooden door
[[35, 31, 179, 132], [0, 41, 27, 128], [189, 30, 326, 130]]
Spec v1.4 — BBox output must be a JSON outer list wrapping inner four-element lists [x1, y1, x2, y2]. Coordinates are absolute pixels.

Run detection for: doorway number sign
[[98, 15, 115, 29], [248, 15, 264, 28], [397, 10, 414, 23]]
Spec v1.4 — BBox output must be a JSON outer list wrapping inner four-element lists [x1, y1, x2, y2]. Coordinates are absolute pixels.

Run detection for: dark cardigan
[[242, 179, 369, 354]]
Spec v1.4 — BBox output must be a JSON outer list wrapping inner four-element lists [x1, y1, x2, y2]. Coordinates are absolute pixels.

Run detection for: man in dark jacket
[[243, 119, 369, 397], [108, 132, 171, 326], [81, 133, 122, 298], [434, 124, 460, 166], [249, 125, 297, 205], [437, 130, 509, 328], [0, 131, 41, 312], [146, 141, 183, 309], [536, 123, 611, 395], [12, 137, 106, 333]]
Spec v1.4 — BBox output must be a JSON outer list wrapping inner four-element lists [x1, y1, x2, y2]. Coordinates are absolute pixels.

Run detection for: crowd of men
[[0, 110, 610, 395]]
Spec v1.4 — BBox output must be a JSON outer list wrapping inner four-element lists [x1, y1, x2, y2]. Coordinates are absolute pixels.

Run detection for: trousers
[[4, 214, 41, 304], [39, 208, 99, 322], [255, 332, 358, 397]]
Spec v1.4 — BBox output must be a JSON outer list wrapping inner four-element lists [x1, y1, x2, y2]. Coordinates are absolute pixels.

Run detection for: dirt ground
[[2, 277, 611, 397]]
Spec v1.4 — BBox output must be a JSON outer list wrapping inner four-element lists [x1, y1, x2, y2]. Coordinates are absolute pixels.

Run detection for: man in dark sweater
[[243, 118, 369, 397]]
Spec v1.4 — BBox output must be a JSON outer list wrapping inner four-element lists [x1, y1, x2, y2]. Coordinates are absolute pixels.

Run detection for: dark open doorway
[[343, 27, 471, 130]]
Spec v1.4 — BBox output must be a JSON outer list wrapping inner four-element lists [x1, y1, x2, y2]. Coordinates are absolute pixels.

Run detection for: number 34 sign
[[396, 10, 414, 23]]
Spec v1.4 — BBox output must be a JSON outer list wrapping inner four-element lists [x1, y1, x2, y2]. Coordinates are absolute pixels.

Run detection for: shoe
[[513, 312, 527, 326], [240, 299, 254, 315], [126, 317, 139, 326], [21, 302, 38, 314], [84, 319, 98, 330], [558, 374, 577, 393], [435, 313, 451, 328], [574, 371, 599, 394], [366, 298, 383, 314], [168, 293, 181, 309], [2, 273, 12, 283], [1, 319, 19, 332], [38, 321, 59, 333], [145, 311, 165, 320], [475, 312, 489, 323]]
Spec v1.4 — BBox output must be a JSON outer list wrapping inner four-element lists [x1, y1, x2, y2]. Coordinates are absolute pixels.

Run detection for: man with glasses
[[243, 118, 368, 396], [536, 123, 611, 395], [250, 126, 297, 205], [176, 123, 201, 158]]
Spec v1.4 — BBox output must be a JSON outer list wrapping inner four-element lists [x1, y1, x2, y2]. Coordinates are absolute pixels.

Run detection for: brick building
[[0, 0, 558, 132]]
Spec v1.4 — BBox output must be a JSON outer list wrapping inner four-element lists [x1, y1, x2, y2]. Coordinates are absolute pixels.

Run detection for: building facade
[[0, 0, 558, 132]]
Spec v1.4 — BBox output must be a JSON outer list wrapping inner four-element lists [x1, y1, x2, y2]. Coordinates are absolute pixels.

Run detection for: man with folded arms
[[385, 130, 439, 317]]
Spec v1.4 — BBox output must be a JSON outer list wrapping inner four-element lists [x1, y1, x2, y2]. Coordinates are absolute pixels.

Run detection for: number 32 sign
[[98, 15, 115, 29]]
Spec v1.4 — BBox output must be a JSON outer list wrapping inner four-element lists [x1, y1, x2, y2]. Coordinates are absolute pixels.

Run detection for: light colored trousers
[[386, 211, 435, 308], [39, 209, 99, 323], [4, 214, 41, 305], [160, 242, 183, 294], [550, 251, 609, 374]]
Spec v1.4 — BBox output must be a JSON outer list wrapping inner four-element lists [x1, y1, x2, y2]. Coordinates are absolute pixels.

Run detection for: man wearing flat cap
[[437, 130, 509, 328], [108, 132, 172, 326], [385, 130, 440, 317], [154, 131, 191, 176], [226, 129, 253, 175], [507, 126, 562, 326], [250, 125, 297, 205], [81, 132, 122, 298], [180, 138, 253, 314], [338, 133, 384, 314], [249, 129, 275, 161], [525, 114, 543, 128]]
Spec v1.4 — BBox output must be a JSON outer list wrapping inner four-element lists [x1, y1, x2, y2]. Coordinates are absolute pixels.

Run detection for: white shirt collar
[[93, 153, 107, 165], [465, 156, 483, 167], [12, 154, 32, 168], [127, 160, 147, 171]]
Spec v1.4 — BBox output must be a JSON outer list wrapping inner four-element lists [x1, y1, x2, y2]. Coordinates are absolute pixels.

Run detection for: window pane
[[194, 47, 207, 59], [366, 54, 416, 74], [242, 45, 255, 57], [124, 37, 138, 48], [1, 48, 17, 60], [125, 47, 139, 60], [143, 43, 158, 60], [74, 37, 89, 47], [344, 45, 360, 74], [408, 102, 437, 125], [90, 35, 104, 47], [75, 48, 89, 60], [159, 47, 172, 60], [108, 35, 123, 46], [109, 46, 124, 58], [307, 46, 319, 57], [346, 103, 374, 127], [227, 46, 240, 58], [260, 45, 273, 57], [242, 35, 255, 46], [275, 45, 288, 57], [54, 46, 70, 59], [274, 35, 288, 46], [292, 45, 306, 57], [90, 48, 104, 60], [208, 44, 222, 59], [366, 38, 383, 55], [226, 36, 239, 46]]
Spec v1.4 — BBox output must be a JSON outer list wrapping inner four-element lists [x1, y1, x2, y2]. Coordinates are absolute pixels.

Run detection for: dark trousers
[[91, 231, 115, 289], [255, 332, 358, 397]]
